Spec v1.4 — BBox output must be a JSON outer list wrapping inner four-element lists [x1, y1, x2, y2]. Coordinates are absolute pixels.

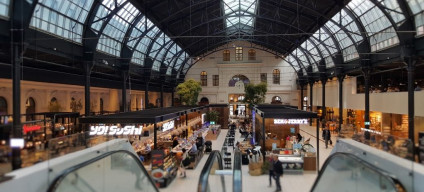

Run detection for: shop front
[[254, 105, 318, 172], [79, 106, 209, 188]]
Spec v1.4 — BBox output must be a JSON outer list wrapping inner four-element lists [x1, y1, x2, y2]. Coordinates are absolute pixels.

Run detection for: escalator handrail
[[233, 150, 242, 192], [198, 150, 224, 192], [47, 149, 159, 192], [311, 152, 405, 191]]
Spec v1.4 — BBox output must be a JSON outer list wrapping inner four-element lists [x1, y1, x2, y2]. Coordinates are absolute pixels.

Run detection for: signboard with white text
[[162, 120, 175, 132], [89, 125, 143, 135], [274, 119, 308, 125]]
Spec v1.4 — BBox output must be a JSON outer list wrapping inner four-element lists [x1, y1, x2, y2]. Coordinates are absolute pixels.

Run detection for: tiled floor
[[160, 124, 337, 192]]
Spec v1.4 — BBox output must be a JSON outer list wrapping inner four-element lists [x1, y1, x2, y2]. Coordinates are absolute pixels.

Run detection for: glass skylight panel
[[377, 0, 405, 24], [303, 40, 321, 64], [91, 0, 123, 33], [223, 0, 257, 29], [343, 45, 359, 62], [0, 0, 10, 18], [313, 28, 338, 55], [285, 55, 300, 70], [335, 10, 363, 43], [151, 42, 172, 72], [416, 12, 424, 36], [406, 0, 424, 36], [96, 2, 139, 56], [131, 50, 144, 65], [325, 21, 354, 49], [30, 0, 94, 43], [295, 49, 309, 69], [174, 52, 187, 69], [166, 66, 173, 75], [325, 56, 335, 68], [312, 63, 318, 72], [407, 0, 424, 15], [310, 38, 330, 58]]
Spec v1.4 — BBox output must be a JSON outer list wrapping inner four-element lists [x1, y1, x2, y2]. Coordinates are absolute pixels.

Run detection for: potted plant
[[176, 79, 202, 106], [70, 98, 82, 112]]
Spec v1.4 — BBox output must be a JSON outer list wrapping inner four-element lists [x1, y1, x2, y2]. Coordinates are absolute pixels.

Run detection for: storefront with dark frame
[[254, 104, 320, 172]]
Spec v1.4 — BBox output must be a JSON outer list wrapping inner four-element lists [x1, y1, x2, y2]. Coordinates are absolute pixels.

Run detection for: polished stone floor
[[160, 124, 337, 192]]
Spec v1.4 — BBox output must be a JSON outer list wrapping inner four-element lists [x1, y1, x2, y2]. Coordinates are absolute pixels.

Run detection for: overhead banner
[[89, 125, 143, 135], [162, 120, 175, 132]]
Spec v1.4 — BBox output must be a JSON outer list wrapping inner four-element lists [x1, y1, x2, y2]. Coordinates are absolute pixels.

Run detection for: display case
[[153, 154, 178, 188], [277, 155, 303, 173]]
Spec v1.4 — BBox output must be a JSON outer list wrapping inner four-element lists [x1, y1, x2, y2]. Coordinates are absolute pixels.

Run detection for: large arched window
[[26, 97, 36, 121], [200, 71, 207, 86], [273, 69, 280, 84], [0, 97, 7, 114], [223, 50, 230, 61], [248, 49, 256, 60], [228, 74, 250, 87], [271, 96, 282, 104]]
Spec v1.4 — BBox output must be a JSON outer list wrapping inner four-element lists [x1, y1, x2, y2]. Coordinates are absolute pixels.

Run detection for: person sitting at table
[[189, 141, 198, 154], [144, 142, 151, 152], [172, 137, 179, 148]]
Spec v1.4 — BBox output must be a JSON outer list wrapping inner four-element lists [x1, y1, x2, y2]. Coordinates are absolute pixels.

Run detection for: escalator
[[47, 150, 158, 192], [198, 150, 242, 192], [311, 152, 406, 192]]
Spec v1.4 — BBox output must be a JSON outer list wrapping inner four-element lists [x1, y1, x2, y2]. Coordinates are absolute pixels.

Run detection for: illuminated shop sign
[[89, 125, 143, 136], [10, 138, 24, 148], [274, 119, 308, 125], [23, 125, 42, 134], [360, 128, 381, 135], [162, 120, 175, 132]]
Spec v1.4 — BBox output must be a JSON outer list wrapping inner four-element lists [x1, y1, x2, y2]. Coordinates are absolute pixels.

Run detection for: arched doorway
[[0, 97, 7, 115], [271, 96, 282, 104], [199, 97, 209, 105], [26, 97, 36, 121]]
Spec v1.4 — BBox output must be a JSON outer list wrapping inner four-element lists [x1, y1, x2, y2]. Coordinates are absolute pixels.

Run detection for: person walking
[[268, 155, 275, 187], [322, 128, 332, 149], [273, 155, 283, 192], [178, 148, 188, 178]]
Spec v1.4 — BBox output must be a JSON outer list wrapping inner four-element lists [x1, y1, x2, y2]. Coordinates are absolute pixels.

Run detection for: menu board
[[151, 150, 165, 170]]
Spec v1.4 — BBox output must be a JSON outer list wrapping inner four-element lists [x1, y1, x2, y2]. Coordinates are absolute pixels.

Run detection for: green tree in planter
[[243, 82, 267, 108], [206, 110, 220, 123], [70, 98, 83, 112], [176, 79, 202, 106]]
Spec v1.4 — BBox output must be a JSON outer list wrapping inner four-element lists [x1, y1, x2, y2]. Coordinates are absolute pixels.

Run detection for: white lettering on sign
[[273, 119, 308, 125], [360, 128, 382, 135], [89, 126, 143, 136], [163, 120, 175, 132]]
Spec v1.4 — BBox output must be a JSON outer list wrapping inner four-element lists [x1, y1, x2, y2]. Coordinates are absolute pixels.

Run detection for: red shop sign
[[23, 125, 42, 134]]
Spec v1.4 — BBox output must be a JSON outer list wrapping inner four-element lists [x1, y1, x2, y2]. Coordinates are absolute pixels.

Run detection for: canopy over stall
[[79, 106, 207, 149]]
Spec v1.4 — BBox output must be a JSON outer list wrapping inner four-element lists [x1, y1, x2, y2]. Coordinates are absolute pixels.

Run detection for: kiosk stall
[[254, 104, 319, 172]]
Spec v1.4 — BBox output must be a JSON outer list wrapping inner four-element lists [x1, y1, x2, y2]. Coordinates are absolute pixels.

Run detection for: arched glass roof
[[30, 0, 94, 43], [19, 0, 424, 81], [285, 0, 422, 73]]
